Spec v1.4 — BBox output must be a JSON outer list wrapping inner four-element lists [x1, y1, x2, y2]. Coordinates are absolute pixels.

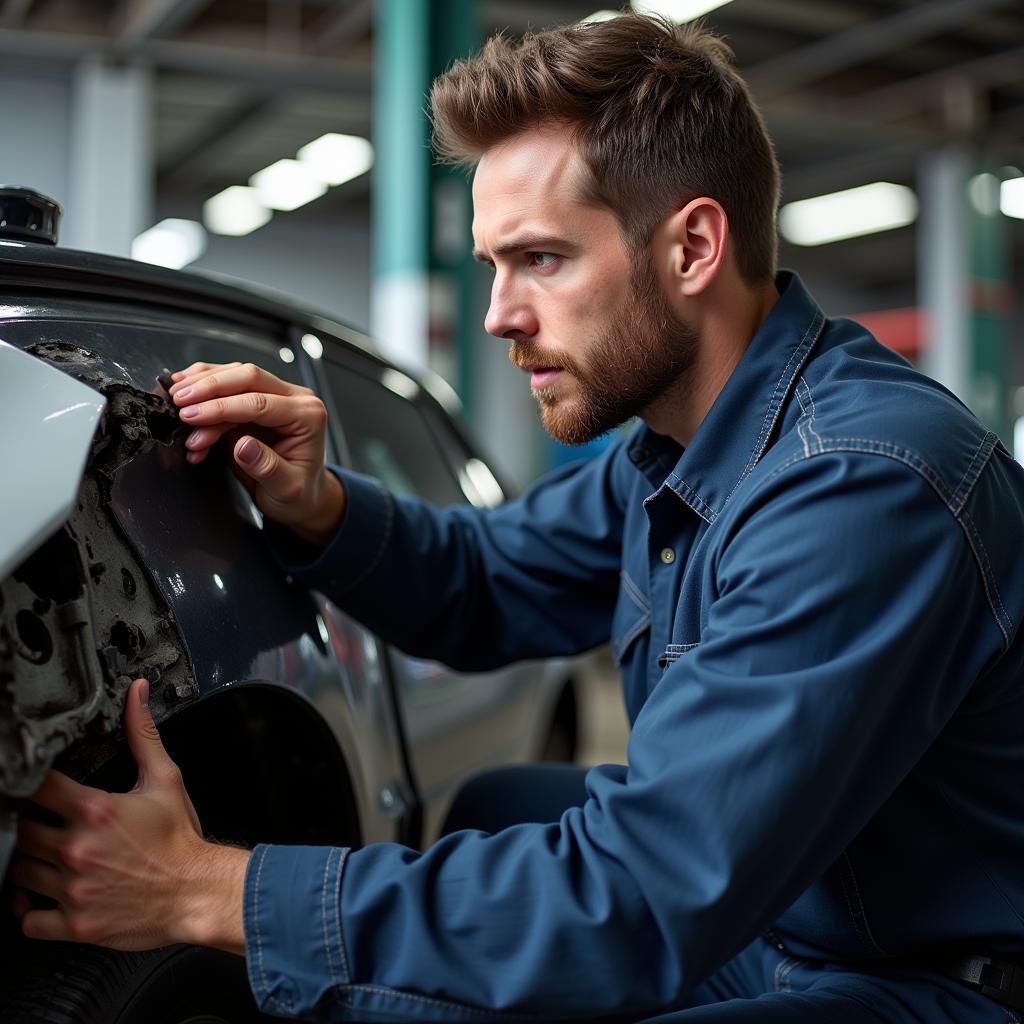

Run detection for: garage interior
[[1, 0, 1023, 763]]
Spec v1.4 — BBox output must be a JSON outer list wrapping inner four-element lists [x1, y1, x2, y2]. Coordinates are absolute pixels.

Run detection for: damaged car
[[0, 187, 580, 1022]]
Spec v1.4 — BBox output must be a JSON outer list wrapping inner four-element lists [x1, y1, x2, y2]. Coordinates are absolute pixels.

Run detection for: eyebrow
[[472, 234, 579, 263]]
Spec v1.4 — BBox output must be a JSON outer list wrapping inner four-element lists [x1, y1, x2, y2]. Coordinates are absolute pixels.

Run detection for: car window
[[322, 359, 465, 507], [28, 322, 303, 390], [177, 336, 303, 386], [418, 402, 508, 508]]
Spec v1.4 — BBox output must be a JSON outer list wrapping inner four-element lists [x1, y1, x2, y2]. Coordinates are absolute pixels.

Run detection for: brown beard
[[510, 256, 698, 446]]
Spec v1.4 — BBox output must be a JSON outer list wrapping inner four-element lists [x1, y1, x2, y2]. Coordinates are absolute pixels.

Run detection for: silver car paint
[[0, 340, 105, 581]]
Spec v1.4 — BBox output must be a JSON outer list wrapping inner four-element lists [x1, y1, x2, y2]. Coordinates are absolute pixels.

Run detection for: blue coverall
[[247, 272, 1024, 1022]]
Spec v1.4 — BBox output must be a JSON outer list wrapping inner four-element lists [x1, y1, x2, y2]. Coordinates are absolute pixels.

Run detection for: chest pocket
[[610, 570, 651, 667]]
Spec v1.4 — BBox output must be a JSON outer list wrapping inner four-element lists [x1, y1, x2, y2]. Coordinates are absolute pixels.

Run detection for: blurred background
[[2, 1, 1023, 762], [1, 0, 1022, 489]]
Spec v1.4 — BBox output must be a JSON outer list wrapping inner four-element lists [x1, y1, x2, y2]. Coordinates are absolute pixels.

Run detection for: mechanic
[[11, 13, 1024, 1024]]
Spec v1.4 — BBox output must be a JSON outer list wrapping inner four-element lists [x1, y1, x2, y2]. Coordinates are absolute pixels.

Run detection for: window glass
[[323, 360, 465, 507]]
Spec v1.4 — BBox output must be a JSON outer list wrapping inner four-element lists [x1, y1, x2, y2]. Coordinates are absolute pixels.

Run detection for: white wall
[[184, 208, 374, 333], [0, 70, 72, 224]]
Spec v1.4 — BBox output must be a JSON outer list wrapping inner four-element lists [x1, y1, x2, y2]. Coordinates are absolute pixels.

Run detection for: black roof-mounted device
[[0, 186, 62, 245]]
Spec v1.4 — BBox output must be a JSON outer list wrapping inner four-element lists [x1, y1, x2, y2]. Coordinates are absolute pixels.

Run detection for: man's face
[[472, 127, 697, 445]]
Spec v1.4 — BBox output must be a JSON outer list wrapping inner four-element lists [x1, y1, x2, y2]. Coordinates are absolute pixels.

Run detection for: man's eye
[[528, 252, 559, 270]]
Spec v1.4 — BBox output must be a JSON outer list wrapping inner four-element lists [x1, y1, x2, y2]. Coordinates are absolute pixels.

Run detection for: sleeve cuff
[[244, 843, 352, 1018], [264, 466, 395, 594]]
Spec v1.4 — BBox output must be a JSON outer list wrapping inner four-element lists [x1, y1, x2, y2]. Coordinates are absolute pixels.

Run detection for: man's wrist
[[291, 470, 346, 549], [178, 842, 252, 955]]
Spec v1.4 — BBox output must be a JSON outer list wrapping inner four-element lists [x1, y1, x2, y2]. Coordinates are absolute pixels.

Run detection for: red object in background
[[847, 307, 923, 360]]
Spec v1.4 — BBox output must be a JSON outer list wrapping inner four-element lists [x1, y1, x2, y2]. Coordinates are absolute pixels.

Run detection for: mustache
[[508, 342, 573, 374]]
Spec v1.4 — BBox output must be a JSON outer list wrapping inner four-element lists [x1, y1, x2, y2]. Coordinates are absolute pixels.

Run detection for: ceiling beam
[[156, 91, 277, 185], [0, 0, 33, 30], [852, 44, 1024, 124], [308, 0, 373, 55], [114, 0, 214, 45], [745, 0, 1019, 99], [0, 29, 371, 93]]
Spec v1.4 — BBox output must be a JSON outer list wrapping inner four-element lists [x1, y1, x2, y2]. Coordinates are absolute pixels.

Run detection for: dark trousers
[[441, 764, 1015, 1024]]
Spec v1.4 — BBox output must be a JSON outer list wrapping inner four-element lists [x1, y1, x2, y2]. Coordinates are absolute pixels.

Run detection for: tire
[[0, 942, 277, 1024]]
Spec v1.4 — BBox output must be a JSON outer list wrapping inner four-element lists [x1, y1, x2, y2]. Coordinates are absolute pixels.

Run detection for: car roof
[[0, 238, 385, 366]]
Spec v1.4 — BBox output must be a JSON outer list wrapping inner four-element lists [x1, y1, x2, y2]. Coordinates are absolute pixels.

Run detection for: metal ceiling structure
[[1, 0, 1022, 308]]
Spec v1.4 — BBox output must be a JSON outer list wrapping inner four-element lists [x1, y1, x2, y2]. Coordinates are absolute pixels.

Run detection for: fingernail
[[175, 385, 193, 400], [186, 430, 202, 448], [138, 679, 150, 708], [237, 438, 260, 464], [181, 405, 199, 419]]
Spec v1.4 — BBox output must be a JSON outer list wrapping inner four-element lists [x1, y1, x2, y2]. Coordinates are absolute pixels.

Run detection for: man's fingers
[[175, 391, 324, 434], [171, 361, 241, 383], [232, 436, 304, 497], [20, 907, 73, 942], [30, 771, 88, 821], [124, 679, 181, 790], [170, 362, 301, 405], [16, 819, 62, 863], [184, 423, 232, 464], [11, 856, 63, 902]]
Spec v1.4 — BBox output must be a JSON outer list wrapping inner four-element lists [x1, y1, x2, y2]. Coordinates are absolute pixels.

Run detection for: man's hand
[[168, 361, 346, 547], [11, 679, 249, 955]]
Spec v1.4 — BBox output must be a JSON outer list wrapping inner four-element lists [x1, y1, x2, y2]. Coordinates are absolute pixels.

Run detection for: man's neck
[[643, 280, 779, 448]]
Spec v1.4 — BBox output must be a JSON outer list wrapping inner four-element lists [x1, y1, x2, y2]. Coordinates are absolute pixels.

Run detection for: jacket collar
[[627, 270, 826, 523]]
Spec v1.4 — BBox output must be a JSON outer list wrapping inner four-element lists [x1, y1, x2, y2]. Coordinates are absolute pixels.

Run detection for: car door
[[318, 346, 550, 838]]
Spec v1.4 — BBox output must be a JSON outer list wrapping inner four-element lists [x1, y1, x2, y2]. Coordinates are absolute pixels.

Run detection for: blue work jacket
[[245, 272, 1024, 1021]]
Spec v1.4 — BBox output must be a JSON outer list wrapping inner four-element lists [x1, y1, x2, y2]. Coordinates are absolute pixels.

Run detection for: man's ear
[[660, 197, 728, 297]]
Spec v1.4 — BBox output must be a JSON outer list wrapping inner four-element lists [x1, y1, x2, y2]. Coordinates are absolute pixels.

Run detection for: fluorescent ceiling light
[[250, 159, 327, 212], [631, 0, 733, 22], [580, 9, 620, 23], [779, 182, 918, 246], [1001, 175, 1024, 220], [131, 218, 206, 269], [203, 186, 272, 236], [297, 133, 374, 187], [278, 347, 295, 364], [968, 172, 1001, 216]]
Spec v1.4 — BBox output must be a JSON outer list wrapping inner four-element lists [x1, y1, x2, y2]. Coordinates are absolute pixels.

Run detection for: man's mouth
[[528, 368, 562, 389]]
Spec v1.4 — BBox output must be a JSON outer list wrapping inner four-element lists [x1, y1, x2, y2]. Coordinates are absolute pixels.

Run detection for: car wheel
[[0, 942, 276, 1023]]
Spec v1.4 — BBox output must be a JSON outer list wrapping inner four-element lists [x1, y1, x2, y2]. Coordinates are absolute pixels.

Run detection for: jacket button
[[659, 547, 676, 565]]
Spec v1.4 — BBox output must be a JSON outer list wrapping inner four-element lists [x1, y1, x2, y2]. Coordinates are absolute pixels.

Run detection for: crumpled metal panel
[[0, 340, 106, 582]]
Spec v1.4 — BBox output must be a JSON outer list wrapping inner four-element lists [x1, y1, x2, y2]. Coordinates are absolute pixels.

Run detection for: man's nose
[[484, 279, 538, 340]]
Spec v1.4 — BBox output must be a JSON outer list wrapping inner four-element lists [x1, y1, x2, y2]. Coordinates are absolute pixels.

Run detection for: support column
[[372, 1, 431, 371], [967, 165, 1012, 441], [917, 147, 1013, 444], [373, 0, 479, 397], [65, 58, 153, 257], [917, 146, 971, 402], [429, 0, 479, 415]]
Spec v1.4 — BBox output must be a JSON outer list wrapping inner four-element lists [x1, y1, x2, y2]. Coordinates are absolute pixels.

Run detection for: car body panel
[[0, 340, 105, 580], [0, 238, 577, 885]]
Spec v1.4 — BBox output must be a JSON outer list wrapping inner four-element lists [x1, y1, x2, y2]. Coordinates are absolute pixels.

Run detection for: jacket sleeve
[[268, 440, 635, 670], [243, 450, 1006, 1021]]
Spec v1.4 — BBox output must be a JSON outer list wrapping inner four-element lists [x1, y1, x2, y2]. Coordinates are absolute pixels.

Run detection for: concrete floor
[[575, 648, 630, 767]]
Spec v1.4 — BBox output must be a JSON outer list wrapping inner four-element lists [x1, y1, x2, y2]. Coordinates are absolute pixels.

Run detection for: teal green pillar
[[918, 150, 1013, 447], [968, 164, 1012, 444], [373, 0, 479, 412], [430, 0, 480, 417], [373, 1, 431, 371]]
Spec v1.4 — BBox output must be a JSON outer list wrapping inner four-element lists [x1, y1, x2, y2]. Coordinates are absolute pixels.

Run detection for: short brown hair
[[430, 13, 780, 284]]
